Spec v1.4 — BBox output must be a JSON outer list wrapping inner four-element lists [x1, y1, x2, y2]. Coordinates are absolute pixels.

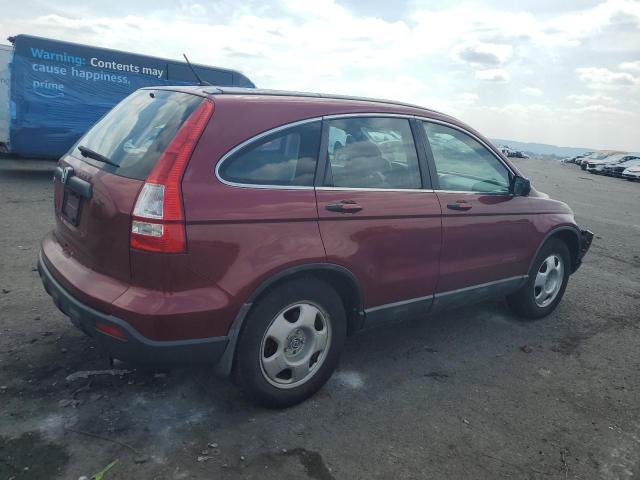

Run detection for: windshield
[[70, 89, 203, 180]]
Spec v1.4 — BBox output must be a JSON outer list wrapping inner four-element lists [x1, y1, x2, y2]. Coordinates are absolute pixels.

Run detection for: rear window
[[71, 89, 203, 180]]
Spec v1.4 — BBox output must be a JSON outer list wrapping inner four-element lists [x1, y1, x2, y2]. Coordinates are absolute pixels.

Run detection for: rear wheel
[[507, 239, 571, 319], [234, 277, 346, 408]]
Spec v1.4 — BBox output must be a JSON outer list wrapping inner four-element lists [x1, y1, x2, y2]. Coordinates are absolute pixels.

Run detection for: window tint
[[71, 89, 203, 180], [219, 121, 321, 186], [325, 117, 421, 189], [423, 122, 510, 193]]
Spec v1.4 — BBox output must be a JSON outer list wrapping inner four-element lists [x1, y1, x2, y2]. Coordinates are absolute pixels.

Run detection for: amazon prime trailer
[[0, 44, 10, 153], [3, 34, 254, 158]]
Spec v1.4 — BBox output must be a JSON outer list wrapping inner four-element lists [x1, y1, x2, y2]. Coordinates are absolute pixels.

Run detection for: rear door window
[[70, 89, 203, 180], [324, 117, 422, 189], [218, 121, 321, 187]]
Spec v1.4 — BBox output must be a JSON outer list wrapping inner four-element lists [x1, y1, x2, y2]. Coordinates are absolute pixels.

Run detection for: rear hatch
[[52, 89, 206, 284]]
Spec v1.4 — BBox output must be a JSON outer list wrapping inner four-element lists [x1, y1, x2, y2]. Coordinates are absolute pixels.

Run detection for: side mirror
[[511, 175, 531, 196]]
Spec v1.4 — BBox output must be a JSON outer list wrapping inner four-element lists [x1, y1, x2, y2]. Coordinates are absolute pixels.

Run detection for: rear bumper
[[38, 252, 228, 366], [573, 229, 594, 272]]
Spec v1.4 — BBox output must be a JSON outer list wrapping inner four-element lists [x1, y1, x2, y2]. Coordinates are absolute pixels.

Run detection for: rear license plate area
[[61, 189, 82, 226]]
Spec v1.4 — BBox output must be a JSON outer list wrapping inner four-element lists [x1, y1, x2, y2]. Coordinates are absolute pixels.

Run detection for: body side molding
[[362, 275, 529, 329]]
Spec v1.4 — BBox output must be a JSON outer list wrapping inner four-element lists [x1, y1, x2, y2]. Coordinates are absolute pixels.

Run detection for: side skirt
[[362, 275, 528, 329]]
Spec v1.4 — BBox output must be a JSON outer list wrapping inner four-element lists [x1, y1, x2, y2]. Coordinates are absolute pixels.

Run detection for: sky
[[1, 0, 639, 151]]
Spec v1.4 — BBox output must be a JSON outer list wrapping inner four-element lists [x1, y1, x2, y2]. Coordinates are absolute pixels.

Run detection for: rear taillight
[[131, 99, 214, 253]]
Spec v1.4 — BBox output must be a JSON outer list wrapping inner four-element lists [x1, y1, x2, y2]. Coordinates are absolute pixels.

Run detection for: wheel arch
[[529, 226, 581, 274], [216, 263, 364, 376]]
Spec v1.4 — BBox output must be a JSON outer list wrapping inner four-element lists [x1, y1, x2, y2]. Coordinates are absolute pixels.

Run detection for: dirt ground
[[1, 157, 639, 480]]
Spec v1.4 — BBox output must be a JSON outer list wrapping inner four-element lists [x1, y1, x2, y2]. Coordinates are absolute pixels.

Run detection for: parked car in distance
[[508, 151, 530, 159], [38, 87, 593, 407], [564, 152, 593, 164], [587, 154, 639, 174], [622, 164, 640, 181], [577, 151, 619, 170], [498, 145, 512, 156], [577, 154, 597, 169], [602, 157, 640, 177]]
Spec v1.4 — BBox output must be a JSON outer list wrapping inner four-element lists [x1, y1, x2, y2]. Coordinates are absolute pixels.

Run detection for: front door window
[[423, 122, 510, 193]]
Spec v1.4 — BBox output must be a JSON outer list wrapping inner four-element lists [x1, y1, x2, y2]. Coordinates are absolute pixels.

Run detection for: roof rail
[[203, 87, 448, 117]]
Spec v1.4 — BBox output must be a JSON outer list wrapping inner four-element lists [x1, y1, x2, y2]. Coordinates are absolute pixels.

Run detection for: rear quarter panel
[[181, 98, 330, 334]]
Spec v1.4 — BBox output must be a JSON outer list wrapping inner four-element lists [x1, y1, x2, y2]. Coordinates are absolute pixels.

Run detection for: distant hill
[[489, 139, 592, 158]]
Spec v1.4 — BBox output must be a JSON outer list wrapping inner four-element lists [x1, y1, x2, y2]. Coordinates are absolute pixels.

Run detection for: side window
[[324, 117, 422, 189], [218, 121, 321, 186], [423, 122, 511, 193]]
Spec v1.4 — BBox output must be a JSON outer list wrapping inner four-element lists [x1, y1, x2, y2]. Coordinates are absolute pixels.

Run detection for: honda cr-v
[[39, 87, 593, 407]]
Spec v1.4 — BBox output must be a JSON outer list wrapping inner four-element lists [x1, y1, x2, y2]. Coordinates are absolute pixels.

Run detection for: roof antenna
[[182, 53, 212, 86]]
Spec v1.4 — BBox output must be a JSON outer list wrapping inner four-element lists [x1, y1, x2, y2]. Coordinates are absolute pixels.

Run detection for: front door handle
[[325, 200, 363, 213], [446, 200, 472, 211]]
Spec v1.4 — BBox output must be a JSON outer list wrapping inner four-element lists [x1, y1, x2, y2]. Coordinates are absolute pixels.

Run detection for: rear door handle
[[325, 200, 363, 213], [446, 200, 472, 211]]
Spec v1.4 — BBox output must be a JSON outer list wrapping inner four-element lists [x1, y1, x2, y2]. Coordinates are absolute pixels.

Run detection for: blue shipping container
[[9, 35, 254, 158]]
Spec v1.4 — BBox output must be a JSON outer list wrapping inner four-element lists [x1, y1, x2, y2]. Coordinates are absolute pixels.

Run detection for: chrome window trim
[[214, 112, 514, 191], [214, 116, 323, 190], [434, 189, 513, 195], [316, 186, 435, 193]]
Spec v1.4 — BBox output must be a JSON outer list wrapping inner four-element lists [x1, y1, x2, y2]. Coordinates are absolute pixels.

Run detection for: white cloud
[[458, 93, 479, 105], [181, 3, 206, 17], [620, 61, 640, 72], [411, 0, 640, 49], [0, 0, 638, 150], [475, 69, 511, 83], [455, 42, 513, 65], [521, 87, 543, 96], [577, 67, 639, 87], [567, 93, 619, 105], [571, 104, 634, 116]]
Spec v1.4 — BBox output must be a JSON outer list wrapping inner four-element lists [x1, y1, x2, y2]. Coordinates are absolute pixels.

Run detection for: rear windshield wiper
[[78, 145, 120, 168]]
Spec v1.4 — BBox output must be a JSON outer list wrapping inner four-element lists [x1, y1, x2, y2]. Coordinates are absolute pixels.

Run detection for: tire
[[233, 277, 347, 408], [507, 238, 571, 320]]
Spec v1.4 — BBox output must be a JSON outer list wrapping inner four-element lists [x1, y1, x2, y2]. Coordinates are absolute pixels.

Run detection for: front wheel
[[507, 239, 571, 319], [233, 277, 346, 408]]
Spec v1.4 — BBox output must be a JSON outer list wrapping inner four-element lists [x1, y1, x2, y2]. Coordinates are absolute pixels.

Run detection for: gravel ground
[[0, 157, 638, 480]]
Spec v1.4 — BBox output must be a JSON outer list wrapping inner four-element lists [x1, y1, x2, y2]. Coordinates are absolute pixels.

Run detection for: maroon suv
[[38, 87, 593, 407]]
